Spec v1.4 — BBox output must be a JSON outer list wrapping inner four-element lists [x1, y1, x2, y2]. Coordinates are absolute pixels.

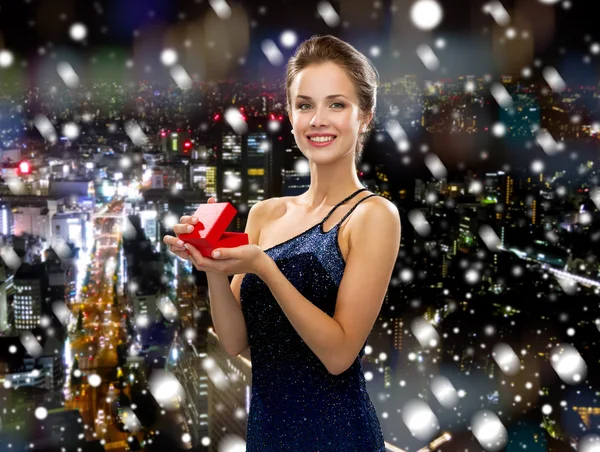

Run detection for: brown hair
[[285, 35, 378, 166]]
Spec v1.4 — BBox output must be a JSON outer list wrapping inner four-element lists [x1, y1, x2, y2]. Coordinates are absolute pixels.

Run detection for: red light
[[214, 114, 220, 121], [160, 132, 166, 137], [18, 161, 31, 175], [270, 114, 275, 120], [278, 116, 283, 120], [184, 140, 192, 149]]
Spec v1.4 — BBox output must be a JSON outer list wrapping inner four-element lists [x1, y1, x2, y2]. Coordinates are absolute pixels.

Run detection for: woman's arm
[[206, 272, 248, 357], [259, 198, 401, 375], [207, 200, 267, 357]]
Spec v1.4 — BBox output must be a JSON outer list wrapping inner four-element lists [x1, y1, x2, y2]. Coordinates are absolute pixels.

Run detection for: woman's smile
[[307, 134, 338, 147]]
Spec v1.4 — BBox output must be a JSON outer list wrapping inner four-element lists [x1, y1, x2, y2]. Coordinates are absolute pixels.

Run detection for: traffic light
[[183, 140, 192, 153]]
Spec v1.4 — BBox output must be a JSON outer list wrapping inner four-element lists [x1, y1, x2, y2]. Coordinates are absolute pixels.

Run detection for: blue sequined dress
[[240, 187, 386, 452]]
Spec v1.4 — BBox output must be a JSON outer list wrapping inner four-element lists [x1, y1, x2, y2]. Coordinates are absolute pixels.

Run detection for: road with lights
[[64, 199, 142, 451]]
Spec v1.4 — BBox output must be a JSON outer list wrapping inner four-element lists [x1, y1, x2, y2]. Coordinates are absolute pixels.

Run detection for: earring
[[291, 129, 294, 134]]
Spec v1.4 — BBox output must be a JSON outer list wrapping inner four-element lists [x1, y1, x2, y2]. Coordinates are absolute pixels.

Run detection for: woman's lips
[[307, 136, 337, 147]]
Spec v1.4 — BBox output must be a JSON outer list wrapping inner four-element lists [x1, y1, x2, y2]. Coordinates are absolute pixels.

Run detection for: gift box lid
[[191, 202, 237, 244]]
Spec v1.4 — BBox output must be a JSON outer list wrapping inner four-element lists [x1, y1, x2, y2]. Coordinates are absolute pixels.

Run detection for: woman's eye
[[298, 103, 343, 110]]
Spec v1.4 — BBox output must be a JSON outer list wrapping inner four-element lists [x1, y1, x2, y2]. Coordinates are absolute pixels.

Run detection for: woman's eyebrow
[[296, 94, 349, 100]]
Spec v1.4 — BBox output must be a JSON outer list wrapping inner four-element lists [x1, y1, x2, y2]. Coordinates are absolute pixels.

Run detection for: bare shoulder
[[247, 197, 286, 224], [245, 197, 288, 240], [354, 195, 400, 222], [347, 196, 401, 245], [254, 196, 287, 211]]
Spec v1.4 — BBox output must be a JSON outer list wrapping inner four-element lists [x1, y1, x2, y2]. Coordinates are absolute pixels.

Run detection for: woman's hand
[[184, 243, 273, 279], [162, 197, 217, 261]]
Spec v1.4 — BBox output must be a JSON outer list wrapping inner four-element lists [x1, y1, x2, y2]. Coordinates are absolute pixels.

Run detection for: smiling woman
[[287, 61, 373, 170], [286, 35, 378, 166], [163, 34, 399, 452], [237, 35, 395, 452]]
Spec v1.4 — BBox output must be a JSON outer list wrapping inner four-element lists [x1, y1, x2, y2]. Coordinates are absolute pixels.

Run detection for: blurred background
[[0, 0, 599, 451]]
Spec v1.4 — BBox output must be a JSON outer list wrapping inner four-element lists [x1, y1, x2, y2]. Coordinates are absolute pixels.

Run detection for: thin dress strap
[[319, 187, 369, 225], [334, 193, 378, 229]]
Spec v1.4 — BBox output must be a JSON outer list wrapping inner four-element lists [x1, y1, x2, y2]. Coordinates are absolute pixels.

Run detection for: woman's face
[[288, 62, 369, 164]]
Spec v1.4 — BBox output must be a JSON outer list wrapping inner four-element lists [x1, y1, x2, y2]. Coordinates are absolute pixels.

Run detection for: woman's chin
[[307, 153, 347, 165]]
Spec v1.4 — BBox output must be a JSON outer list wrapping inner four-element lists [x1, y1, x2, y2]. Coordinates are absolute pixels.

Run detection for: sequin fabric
[[240, 187, 386, 452]]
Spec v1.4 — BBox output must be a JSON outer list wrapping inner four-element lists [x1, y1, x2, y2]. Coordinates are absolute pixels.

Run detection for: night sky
[[1, 0, 599, 84]]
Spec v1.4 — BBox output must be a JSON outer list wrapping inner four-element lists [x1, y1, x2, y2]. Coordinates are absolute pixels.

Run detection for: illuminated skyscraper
[[190, 164, 217, 198], [503, 174, 514, 205], [282, 139, 310, 196], [215, 117, 286, 229], [246, 132, 269, 206], [13, 263, 48, 332], [221, 132, 242, 165]]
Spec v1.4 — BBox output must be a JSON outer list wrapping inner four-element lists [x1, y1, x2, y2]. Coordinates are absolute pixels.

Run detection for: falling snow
[[0, 2, 597, 452]]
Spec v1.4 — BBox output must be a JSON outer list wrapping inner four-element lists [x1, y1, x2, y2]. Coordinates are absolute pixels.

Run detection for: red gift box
[[177, 202, 249, 258]]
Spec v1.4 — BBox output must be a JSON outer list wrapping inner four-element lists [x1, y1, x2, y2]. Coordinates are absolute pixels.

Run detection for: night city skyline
[[0, 0, 600, 451]]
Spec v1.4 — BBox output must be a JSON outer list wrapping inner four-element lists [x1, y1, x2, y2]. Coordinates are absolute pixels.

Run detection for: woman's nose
[[309, 108, 329, 127]]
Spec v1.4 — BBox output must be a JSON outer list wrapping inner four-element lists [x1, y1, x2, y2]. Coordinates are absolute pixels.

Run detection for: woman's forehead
[[291, 63, 357, 99]]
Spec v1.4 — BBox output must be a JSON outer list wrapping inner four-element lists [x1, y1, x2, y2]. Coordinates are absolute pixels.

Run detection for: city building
[[13, 263, 49, 332], [132, 289, 159, 325], [0, 335, 64, 391], [0, 201, 14, 236], [49, 179, 95, 208], [13, 204, 52, 239], [0, 263, 14, 334], [51, 211, 88, 251], [206, 329, 251, 452]]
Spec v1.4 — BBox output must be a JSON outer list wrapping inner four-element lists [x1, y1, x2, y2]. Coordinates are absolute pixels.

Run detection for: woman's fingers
[[179, 215, 198, 224], [169, 247, 189, 260], [163, 233, 190, 259], [183, 244, 213, 271], [176, 200, 215, 235], [163, 234, 185, 248], [183, 243, 203, 261], [168, 200, 216, 254], [164, 235, 193, 262], [173, 223, 196, 235]]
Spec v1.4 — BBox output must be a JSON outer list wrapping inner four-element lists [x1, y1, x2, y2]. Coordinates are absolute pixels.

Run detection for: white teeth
[[309, 136, 335, 143]]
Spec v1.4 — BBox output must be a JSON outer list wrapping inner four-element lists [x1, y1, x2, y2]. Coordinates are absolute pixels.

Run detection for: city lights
[[0, 3, 597, 452]]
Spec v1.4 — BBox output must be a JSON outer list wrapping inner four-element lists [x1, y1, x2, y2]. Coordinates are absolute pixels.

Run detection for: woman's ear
[[361, 112, 374, 133], [366, 112, 374, 129]]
